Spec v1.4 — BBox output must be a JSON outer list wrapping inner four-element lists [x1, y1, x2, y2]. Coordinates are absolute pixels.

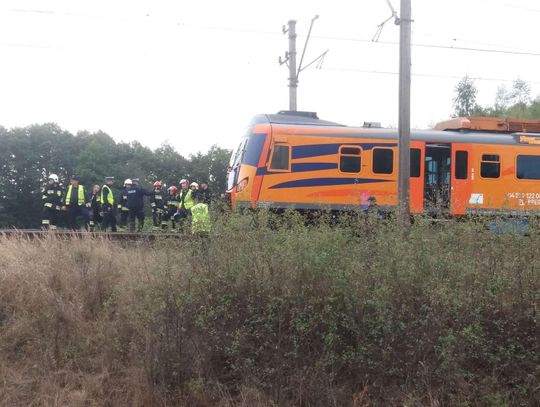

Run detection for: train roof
[[253, 112, 540, 147]]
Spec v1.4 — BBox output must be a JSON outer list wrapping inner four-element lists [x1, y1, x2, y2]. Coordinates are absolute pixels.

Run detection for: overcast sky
[[1, 0, 539, 155]]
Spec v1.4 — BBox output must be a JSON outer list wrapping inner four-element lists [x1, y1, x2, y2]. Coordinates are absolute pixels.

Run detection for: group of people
[[41, 174, 212, 235]]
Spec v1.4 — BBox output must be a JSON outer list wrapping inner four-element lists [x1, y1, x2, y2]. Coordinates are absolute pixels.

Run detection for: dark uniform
[[87, 190, 102, 232], [41, 180, 63, 230], [117, 187, 129, 230], [163, 192, 179, 230], [100, 181, 117, 232], [127, 184, 152, 232], [198, 186, 212, 205], [150, 188, 166, 231], [65, 183, 89, 230]]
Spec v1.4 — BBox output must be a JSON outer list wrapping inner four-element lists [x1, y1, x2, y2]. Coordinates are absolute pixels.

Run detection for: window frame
[[480, 153, 501, 179], [410, 148, 421, 178], [338, 145, 362, 174], [454, 150, 469, 180], [516, 154, 540, 181], [268, 142, 291, 172], [372, 147, 395, 175]]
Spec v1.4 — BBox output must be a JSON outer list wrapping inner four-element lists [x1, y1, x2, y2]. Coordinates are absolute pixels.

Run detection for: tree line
[[453, 76, 540, 119], [0, 123, 231, 228]]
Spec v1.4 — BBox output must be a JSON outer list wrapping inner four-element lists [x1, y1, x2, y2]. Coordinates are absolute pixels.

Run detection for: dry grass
[[0, 213, 538, 406]]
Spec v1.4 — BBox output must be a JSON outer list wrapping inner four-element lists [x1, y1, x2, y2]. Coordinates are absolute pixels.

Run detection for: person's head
[[168, 185, 178, 196], [124, 178, 132, 189], [153, 181, 162, 191], [132, 178, 140, 186], [190, 182, 199, 192], [70, 175, 79, 187], [48, 173, 59, 185], [368, 196, 377, 206], [92, 184, 100, 194], [180, 179, 189, 191], [200, 181, 209, 190], [105, 176, 114, 186]]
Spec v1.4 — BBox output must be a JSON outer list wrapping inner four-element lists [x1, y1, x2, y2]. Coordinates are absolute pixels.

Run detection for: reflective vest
[[65, 185, 86, 206], [101, 185, 114, 206], [191, 203, 211, 234], [178, 189, 194, 210]]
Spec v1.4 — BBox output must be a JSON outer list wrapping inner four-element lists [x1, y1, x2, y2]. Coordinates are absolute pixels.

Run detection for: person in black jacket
[[198, 180, 212, 205], [150, 181, 165, 231], [117, 179, 131, 231], [87, 184, 101, 232], [163, 185, 179, 231], [126, 178, 153, 232], [41, 173, 63, 230]]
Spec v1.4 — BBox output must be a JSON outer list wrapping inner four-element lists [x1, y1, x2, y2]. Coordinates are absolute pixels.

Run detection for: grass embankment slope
[[0, 212, 538, 406]]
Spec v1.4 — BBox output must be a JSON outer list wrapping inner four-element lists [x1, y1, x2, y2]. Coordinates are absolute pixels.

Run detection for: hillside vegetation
[[0, 212, 538, 406]]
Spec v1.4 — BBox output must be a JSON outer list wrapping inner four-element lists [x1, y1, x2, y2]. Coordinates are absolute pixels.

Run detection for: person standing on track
[[175, 179, 195, 232], [163, 185, 179, 231], [150, 181, 166, 231], [41, 173, 63, 230], [87, 184, 101, 232], [64, 175, 89, 230], [100, 177, 117, 232], [117, 179, 131, 231], [127, 178, 152, 232]]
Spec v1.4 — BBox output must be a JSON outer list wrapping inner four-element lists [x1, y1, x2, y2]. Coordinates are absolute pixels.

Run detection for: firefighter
[[64, 175, 89, 230], [100, 176, 117, 232], [117, 179, 131, 231], [41, 173, 63, 230], [198, 180, 212, 205], [175, 179, 195, 232], [163, 185, 179, 231], [150, 181, 165, 231], [87, 184, 101, 232], [126, 178, 152, 232]]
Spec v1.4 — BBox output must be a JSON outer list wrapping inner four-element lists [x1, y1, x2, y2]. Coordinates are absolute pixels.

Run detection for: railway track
[[0, 229, 185, 240]]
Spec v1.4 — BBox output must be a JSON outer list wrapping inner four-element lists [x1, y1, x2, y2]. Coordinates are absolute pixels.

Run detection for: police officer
[[126, 178, 152, 232], [87, 184, 101, 232], [117, 179, 131, 231], [175, 179, 195, 232], [41, 173, 63, 230], [64, 175, 89, 230], [100, 176, 117, 232], [163, 185, 179, 230], [150, 181, 165, 231]]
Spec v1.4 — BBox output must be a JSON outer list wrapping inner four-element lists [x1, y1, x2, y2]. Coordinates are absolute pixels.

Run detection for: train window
[[480, 154, 500, 178], [269, 144, 290, 171], [517, 155, 540, 180], [455, 151, 468, 180], [372, 148, 394, 174], [339, 146, 361, 173], [410, 148, 421, 178]]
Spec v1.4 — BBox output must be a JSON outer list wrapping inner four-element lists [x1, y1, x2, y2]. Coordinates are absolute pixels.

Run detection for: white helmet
[[124, 178, 132, 187], [180, 178, 188, 184], [190, 182, 199, 189], [48, 174, 59, 183]]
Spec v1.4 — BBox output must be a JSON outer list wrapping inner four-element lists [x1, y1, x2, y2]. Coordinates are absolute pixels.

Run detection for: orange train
[[226, 111, 540, 216]]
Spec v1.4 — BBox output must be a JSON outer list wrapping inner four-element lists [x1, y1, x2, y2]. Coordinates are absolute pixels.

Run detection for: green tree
[[453, 76, 481, 116]]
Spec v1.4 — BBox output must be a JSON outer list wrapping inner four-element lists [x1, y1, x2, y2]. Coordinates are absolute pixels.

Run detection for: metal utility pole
[[397, 0, 412, 224], [280, 17, 327, 112]]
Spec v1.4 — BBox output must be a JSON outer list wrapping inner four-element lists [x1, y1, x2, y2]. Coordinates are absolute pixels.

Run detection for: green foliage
[[0, 124, 231, 228], [2, 213, 538, 405], [453, 75, 483, 117]]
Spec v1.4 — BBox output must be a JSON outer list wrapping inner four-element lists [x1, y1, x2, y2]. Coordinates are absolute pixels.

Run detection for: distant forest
[[0, 124, 231, 228]]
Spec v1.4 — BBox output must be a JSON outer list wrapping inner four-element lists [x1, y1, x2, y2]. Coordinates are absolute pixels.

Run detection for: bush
[[0, 213, 538, 406]]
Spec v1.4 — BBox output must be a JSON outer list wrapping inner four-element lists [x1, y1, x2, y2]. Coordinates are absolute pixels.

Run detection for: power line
[[3, 7, 540, 57]]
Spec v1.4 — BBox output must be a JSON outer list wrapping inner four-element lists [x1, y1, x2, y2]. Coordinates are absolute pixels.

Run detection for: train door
[[409, 141, 425, 214], [424, 143, 451, 215], [450, 143, 472, 216]]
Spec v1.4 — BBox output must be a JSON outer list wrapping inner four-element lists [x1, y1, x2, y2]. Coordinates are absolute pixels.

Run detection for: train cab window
[[339, 146, 362, 173], [517, 155, 540, 180], [269, 144, 290, 171], [410, 148, 421, 177], [372, 148, 394, 174], [455, 151, 468, 180], [480, 154, 500, 178]]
